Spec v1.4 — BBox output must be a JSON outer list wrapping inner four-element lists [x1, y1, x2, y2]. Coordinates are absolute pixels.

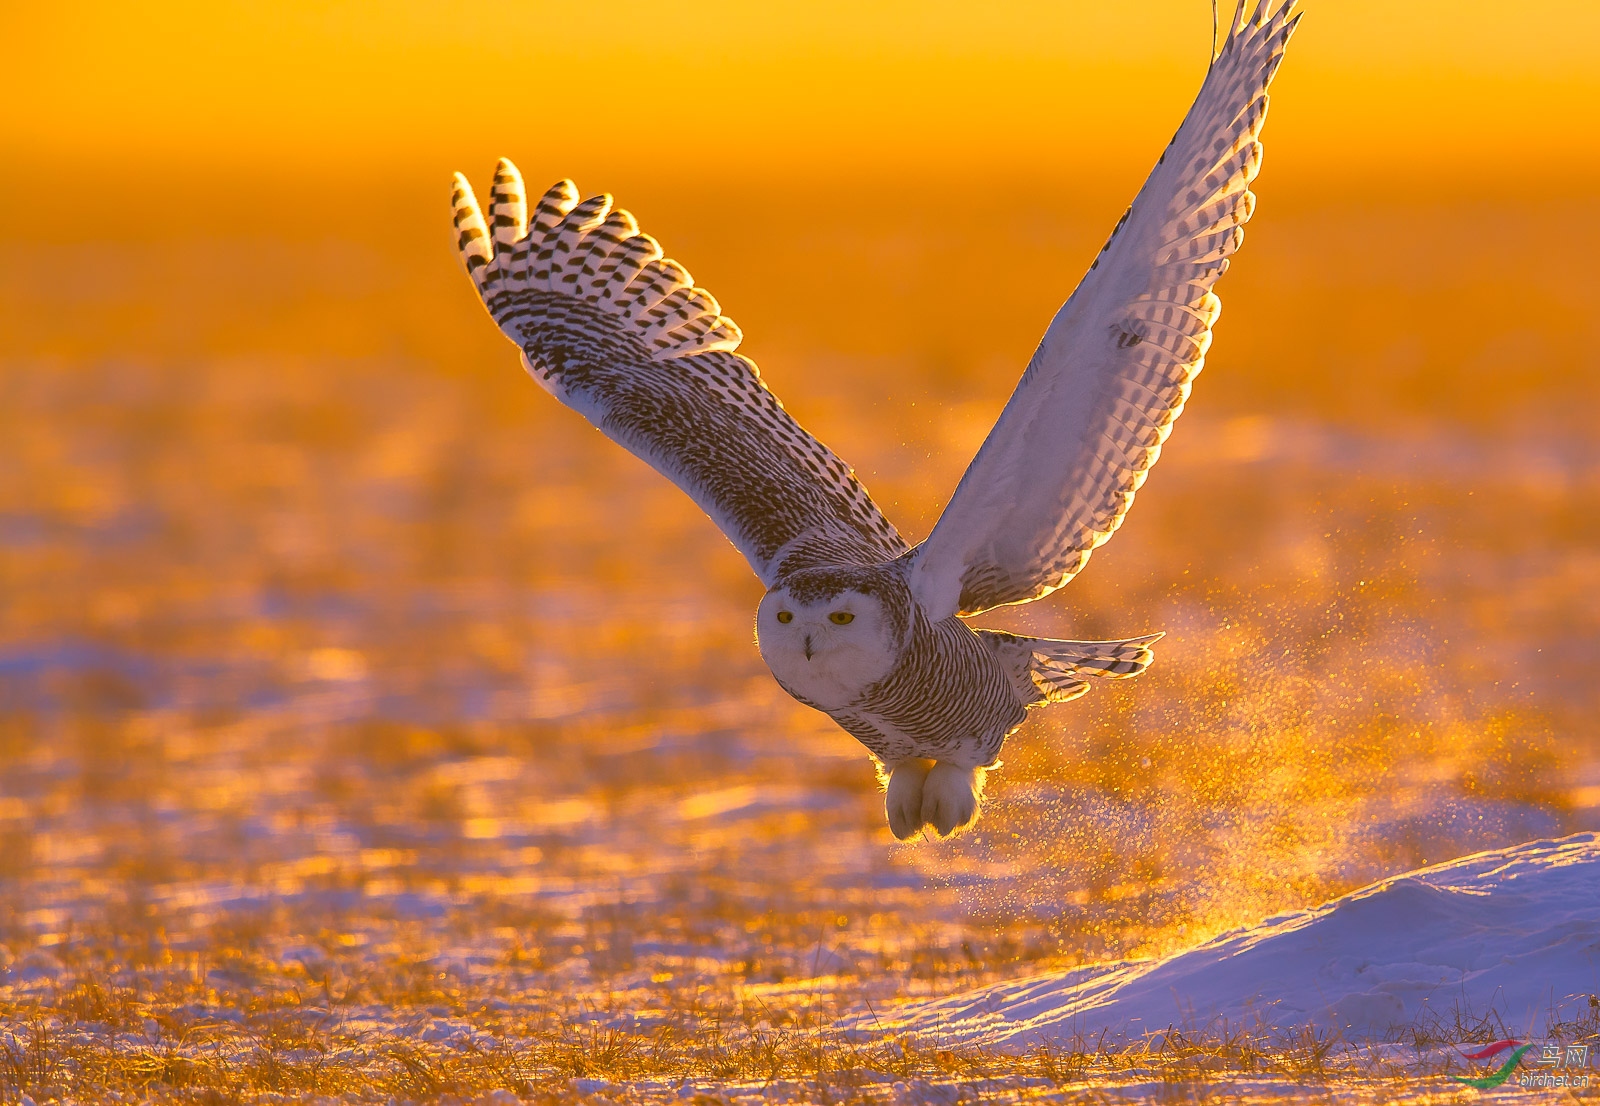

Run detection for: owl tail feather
[[978, 629, 1163, 706], [1027, 632, 1163, 703]]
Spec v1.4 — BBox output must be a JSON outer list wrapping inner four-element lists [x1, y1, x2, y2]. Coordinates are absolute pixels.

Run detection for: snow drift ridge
[[857, 832, 1600, 1049]]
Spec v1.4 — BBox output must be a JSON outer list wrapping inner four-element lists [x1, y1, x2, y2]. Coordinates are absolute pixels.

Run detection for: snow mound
[[862, 833, 1600, 1049]]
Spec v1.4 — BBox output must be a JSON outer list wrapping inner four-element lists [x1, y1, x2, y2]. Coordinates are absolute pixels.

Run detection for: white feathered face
[[756, 586, 900, 711]]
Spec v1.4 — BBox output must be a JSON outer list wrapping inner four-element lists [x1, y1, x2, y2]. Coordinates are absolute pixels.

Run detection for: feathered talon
[[886, 758, 935, 840], [922, 763, 986, 838]]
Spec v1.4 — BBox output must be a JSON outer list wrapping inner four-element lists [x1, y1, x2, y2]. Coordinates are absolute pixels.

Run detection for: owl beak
[[803, 634, 814, 660]]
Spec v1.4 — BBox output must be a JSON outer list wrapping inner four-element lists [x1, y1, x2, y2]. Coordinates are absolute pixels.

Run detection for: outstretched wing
[[451, 161, 908, 583], [907, 0, 1301, 619]]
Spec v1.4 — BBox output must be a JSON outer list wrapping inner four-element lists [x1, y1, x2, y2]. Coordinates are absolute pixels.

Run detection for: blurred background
[[1, 0, 1598, 1012]]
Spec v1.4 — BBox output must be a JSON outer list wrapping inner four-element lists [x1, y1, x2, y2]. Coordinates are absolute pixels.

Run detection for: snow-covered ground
[[862, 832, 1600, 1050], [6, 257, 1600, 1098]]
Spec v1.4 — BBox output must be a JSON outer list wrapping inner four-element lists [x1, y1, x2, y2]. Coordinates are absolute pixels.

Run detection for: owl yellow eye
[[776, 611, 793, 624], [829, 611, 855, 625]]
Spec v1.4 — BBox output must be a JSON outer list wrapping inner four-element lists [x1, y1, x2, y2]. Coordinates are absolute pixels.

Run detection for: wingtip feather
[[532, 179, 581, 234], [490, 157, 527, 247], [450, 172, 493, 286]]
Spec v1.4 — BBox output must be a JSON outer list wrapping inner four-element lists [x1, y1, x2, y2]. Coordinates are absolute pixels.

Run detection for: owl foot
[[885, 758, 935, 840], [922, 762, 986, 837]]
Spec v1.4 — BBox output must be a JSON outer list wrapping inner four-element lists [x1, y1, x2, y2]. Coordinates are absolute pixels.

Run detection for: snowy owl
[[450, 2, 1300, 840]]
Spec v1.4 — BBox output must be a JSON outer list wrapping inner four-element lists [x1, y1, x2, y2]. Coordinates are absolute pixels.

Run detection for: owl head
[[755, 566, 910, 711]]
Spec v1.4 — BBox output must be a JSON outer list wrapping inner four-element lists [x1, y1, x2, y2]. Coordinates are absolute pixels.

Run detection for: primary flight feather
[[451, 0, 1301, 840]]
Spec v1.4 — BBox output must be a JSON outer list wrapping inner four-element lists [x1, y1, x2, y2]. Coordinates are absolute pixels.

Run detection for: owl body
[[828, 613, 1026, 773], [753, 560, 1152, 835], [756, 561, 1027, 769], [449, 0, 1301, 839]]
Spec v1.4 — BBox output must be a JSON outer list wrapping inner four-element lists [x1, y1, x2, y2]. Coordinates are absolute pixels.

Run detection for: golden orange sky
[[4, 1, 1598, 182]]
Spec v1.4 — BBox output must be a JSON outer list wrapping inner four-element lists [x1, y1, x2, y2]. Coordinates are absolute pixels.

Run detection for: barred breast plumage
[[449, 0, 1301, 840]]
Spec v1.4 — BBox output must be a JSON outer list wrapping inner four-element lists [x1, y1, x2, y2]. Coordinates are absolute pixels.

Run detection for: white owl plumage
[[451, 1, 1301, 839]]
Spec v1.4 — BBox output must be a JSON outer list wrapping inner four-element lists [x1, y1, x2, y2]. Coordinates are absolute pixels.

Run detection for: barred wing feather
[[452, 161, 908, 583], [908, 0, 1301, 619]]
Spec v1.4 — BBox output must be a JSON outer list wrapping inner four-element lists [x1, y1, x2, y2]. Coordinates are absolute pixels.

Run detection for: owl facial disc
[[755, 586, 899, 711]]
